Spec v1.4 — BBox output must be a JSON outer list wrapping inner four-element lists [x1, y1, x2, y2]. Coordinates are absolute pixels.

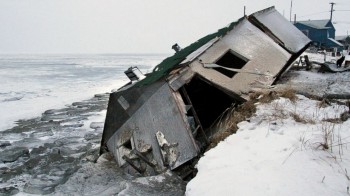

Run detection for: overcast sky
[[0, 0, 349, 54]]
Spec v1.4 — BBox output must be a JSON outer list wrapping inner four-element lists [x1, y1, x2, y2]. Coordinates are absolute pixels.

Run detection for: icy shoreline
[[0, 92, 186, 195], [0, 54, 165, 132], [0, 54, 175, 195], [0, 92, 110, 194]]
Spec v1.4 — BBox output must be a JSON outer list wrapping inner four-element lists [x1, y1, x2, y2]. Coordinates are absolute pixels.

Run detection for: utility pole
[[290, 0, 293, 22], [330, 2, 335, 22], [244, 6, 246, 17]]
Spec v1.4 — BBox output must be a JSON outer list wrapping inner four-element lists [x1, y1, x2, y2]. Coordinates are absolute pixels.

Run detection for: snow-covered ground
[[186, 52, 350, 196], [0, 54, 164, 131], [187, 95, 350, 196]]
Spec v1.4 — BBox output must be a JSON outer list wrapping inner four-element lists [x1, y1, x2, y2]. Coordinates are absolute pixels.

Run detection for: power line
[[298, 11, 329, 18], [297, 9, 348, 19], [334, 21, 350, 24]]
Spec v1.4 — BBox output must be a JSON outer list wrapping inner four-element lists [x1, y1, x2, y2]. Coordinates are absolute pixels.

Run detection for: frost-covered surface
[[278, 52, 350, 96], [0, 92, 185, 195], [0, 93, 111, 195], [279, 70, 350, 96], [252, 8, 311, 53], [0, 54, 164, 132], [187, 95, 350, 195], [53, 154, 185, 196], [0, 54, 188, 195], [186, 52, 350, 196]]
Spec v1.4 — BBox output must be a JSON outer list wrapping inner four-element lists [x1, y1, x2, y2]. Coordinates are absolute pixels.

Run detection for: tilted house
[[294, 19, 343, 51], [100, 7, 311, 176]]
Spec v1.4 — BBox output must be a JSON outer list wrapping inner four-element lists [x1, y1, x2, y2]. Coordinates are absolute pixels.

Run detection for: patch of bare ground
[[279, 88, 298, 103], [322, 111, 350, 124], [290, 112, 315, 124], [249, 88, 298, 104], [208, 88, 305, 149], [208, 100, 256, 150], [317, 99, 331, 108]]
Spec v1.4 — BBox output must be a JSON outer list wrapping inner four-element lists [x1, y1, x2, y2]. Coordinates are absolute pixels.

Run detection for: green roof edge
[[134, 17, 244, 87]]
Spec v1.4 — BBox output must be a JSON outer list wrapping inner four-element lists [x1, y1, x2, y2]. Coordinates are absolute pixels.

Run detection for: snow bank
[[187, 96, 350, 196]]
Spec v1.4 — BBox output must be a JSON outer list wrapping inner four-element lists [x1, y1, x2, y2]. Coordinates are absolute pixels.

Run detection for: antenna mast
[[330, 2, 335, 22], [290, 0, 293, 22]]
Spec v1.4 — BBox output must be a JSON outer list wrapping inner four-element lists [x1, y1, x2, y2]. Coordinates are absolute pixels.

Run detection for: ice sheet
[[0, 54, 164, 131]]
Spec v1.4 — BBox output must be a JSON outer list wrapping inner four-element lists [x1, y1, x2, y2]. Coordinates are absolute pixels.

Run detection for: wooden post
[[122, 155, 144, 174], [180, 87, 209, 145]]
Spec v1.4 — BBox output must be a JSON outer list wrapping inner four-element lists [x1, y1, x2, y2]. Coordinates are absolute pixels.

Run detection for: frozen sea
[[0, 54, 164, 132], [0, 54, 186, 195]]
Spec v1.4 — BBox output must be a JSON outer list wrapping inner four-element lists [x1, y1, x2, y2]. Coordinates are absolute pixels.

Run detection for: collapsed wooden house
[[100, 7, 311, 176]]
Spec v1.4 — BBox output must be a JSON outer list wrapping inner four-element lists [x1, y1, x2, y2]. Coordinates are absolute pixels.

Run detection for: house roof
[[296, 19, 331, 29], [251, 7, 311, 54], [328, 38, 343, 47], [133, 18, 243, 87], [134, 6, 309, 88]]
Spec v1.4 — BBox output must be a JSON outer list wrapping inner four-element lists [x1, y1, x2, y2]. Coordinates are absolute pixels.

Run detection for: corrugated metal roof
[[296, 19, 331, 29]]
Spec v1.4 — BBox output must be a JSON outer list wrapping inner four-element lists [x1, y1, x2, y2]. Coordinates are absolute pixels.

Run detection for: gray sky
[[0, 0, 349, 54]]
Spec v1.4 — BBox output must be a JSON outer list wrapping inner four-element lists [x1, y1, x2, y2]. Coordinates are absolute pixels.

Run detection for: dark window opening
[[214, 50, 248, 78], [181, 76, 237, 139], [123, 139, 132, 150]]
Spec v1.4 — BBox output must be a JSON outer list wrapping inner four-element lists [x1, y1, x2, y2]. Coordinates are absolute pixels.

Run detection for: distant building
[[335, 35, 350, 50], [295, 19, 343, 51]]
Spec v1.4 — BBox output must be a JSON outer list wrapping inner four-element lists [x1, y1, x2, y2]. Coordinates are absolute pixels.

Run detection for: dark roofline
[[296, 19, 330, 23], [249, 6, 275, 16], [295, 19, 332, 29]]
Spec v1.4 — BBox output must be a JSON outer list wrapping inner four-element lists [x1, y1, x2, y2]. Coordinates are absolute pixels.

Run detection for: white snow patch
[[186, 96, 350, 196]]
